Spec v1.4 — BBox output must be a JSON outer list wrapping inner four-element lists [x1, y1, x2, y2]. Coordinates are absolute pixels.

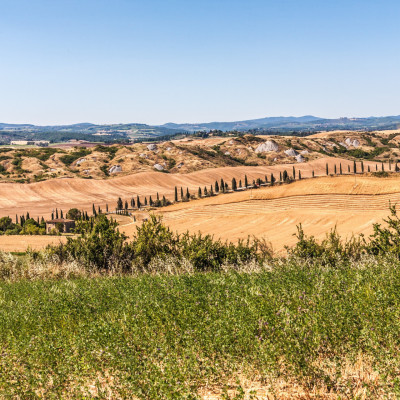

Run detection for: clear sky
[[0, 0, 399, 125]]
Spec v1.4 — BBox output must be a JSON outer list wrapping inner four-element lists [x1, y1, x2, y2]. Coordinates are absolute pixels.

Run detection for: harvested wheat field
[[117, 174, 400, 253], [0, 235, 67, 252], [0, 157, 385, 219], [0, 158, 397, 252]]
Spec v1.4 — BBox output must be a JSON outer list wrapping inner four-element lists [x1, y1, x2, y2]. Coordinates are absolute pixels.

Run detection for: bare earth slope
[[0, 157, 386, 218]]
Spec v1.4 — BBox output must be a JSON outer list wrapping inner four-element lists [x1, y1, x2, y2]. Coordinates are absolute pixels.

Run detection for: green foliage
[[368, 205, 400, 257], [94, 145, 118, 159], [372, 170, 389, 178], [54, 215, 132, 270], [59, 148, 92, 166], [66, 208, 81, 220], [287, 224, 365, 266], [54, 215, 271, 272]]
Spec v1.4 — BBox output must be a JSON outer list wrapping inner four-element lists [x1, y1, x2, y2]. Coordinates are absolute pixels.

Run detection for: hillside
[[1, 129, 400, 183]]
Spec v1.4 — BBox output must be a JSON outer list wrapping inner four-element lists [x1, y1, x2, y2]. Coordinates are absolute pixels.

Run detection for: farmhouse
[[45, 218, 76, 234]]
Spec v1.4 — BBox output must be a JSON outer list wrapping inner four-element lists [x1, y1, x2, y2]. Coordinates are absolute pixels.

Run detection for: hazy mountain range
[[0, 115, 399, 143]]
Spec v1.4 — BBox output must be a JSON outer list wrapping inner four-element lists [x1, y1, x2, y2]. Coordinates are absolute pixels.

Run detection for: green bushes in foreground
[[51, 214, 272, 272], [48, 205, 400, 273]]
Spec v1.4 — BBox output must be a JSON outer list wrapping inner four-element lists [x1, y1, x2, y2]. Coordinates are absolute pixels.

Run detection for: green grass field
[[1, 257, 399, 399]]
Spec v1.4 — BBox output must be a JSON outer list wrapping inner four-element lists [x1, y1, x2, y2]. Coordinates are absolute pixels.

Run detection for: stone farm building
[[45, 219, 76, 234]]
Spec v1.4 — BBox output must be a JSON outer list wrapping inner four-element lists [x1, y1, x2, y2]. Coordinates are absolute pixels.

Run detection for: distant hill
[[0, 122, 182, 144], [162, 115, 400, 132], [1, 115, 400, 144]]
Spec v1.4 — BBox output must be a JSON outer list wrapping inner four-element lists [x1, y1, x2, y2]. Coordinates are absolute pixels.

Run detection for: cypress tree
[[37, 216, 39, 224], [180, 187, 184, 200], [162, 195, 167, 206], [232, 178, 237, 191], [215, 181, 219, 193], [368, 165, 370, 172], [106, 204, 109, 212], [239, 179, 242, 187], [60, 210, 63, 218], [117, 197, 123, 210], [210, 185, 214, 195], [157, 192, 160, 201], [198, 187, 202, 198], [125, 201, 128, 210], [376, 164, 378, 171], [225, 182, 228, 191], [361, 161, 364, 173], [174, 186, 178, 202], [279, 171, 282, 182], [389, 160, 392, 170], [382, 163, 384, 171], [265, 175, 268, 183], [340, 163, 342, 175], [149, 196, 153, 206], [26, 212, 30, 220], [283, 170, 288, 182], [326, 163, 329, 175], [221, 178, 225, 193], [15, 214, 18, 224], [271, 173, 275, 185], [137, 195, 141, 209], [244, 175, 248, 188], [55, 209, 59, 219], [186, 188, 190, 200], [298, 170, 302, 180], [312, 170, 315, 178], [348, 165, 350, 173], [144, 197, 148, 206], [292, 166, 296, 180], [98, 206, 101, 214], [353, 160, 357, 174], [257, 178, 261, 186], [93, 204, 96, 215], [51, 212, 54, 220], [334, 165, 337, 174], [204, 186, 208, 196], [41, 216, 45, 224]]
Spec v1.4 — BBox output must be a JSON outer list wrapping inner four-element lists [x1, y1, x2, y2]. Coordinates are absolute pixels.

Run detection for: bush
[[53, 215, 133, 270], [53, 215, 272, 272]]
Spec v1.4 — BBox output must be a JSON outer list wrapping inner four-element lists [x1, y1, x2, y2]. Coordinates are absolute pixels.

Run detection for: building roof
[[45, 219, 75, 224]]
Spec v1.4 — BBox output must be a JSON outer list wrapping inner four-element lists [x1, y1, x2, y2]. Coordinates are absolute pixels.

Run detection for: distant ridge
[[161, 115, 400, 132], [0, 115, 400, 142]]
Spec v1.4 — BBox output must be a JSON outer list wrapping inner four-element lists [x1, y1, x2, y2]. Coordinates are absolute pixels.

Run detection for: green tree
[[215, 181, 219, 193], [174, 186, 178, 202], [66, 208, 82, 220], [270, 173, 275, 185], [232, 177, 237, 191], [244, 175, 248, 188], [117, 197, 123, 210], [198, 187, 202, 198]]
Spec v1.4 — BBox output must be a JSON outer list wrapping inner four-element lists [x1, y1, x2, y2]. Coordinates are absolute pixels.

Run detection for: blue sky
[[0, 0, 399, 125]]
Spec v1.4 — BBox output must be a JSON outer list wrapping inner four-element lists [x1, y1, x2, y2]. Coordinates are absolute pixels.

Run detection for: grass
[[0, 256, 400, 398]]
